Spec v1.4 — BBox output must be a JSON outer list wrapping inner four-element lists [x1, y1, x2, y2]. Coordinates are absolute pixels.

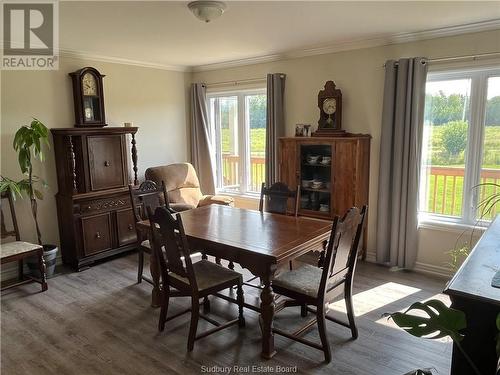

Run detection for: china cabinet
[[51, 127, 139, 270], [279, 134, 370, 253]]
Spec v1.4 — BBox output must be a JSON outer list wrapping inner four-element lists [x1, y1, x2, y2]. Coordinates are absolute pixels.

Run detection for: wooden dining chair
[[271, 206, 367, 363], [148, 206, 245, 351], [256, 182, 300, 277], [128, 180, 169, 284], [259, 182, 300, 217], [1, 190, 47, 292]]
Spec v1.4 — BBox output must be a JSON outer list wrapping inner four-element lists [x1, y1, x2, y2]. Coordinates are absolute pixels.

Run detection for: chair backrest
[[128, 180, 169, 223], [1, 190, 20, 242], [259, 182, 300, 216], [148, 206, 197, 291], [145, 163, 203, 208], [319, 206, 367, 301]]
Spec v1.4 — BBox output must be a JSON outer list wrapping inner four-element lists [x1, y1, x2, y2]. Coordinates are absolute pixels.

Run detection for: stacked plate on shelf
[[311, 180, 323, 189]]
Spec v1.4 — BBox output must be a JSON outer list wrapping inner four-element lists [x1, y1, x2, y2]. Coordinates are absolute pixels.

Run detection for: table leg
[[260, 271, 276, 359], [150, 248, 161, 308]]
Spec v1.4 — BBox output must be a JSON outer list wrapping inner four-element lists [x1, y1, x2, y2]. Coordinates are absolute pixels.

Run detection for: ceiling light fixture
[[188, 1, 226, 23]]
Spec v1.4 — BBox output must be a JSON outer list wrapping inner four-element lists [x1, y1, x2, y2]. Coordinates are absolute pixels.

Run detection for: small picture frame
[[303, 124, 311, 137], [295, 124, 304, 137]]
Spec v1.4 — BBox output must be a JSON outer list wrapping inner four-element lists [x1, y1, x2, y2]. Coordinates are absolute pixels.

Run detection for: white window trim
[[208, 88, 267, 196], [419, 66, 500, 228]]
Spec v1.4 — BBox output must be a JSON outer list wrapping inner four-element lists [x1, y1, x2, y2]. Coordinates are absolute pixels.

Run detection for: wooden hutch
[[51, 127, 139, 270], [279, 134, 370, 252]]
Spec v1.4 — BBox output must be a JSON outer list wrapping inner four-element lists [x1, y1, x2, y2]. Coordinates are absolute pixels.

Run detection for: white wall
[[1, 57, 189, 265], [192, 29, 500, 277]]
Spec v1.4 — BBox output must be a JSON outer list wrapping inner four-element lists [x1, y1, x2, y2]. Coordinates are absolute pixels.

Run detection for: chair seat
[[1, 241, 42, 259], [273, 264, 322, 298], [169, 259, 242, 292]]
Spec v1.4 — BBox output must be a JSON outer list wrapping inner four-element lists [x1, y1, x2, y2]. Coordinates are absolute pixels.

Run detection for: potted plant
[[447, 182, 500, 272], [0, 119, 58, 277]]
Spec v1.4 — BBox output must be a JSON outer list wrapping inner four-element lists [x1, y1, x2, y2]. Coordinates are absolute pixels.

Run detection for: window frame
[[419, 66, 500, 227], [207, 88, 267, 196]]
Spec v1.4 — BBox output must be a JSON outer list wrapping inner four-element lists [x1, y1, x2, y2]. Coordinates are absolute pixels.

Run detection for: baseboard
[[364, 251, 452, 279], [1, 254, 64, 282], [413, 261, 453, 279], [365, 251, 376, 263]]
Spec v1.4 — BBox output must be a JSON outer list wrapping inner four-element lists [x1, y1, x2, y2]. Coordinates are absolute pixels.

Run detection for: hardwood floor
[[1, 253, 452, 375]]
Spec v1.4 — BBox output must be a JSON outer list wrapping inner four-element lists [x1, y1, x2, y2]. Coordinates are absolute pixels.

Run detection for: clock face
[[322, 98, 336, 115], [82, 73, 97, 96]]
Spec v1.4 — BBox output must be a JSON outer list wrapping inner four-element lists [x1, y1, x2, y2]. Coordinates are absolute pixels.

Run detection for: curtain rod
[[428, 51, 500, 63], [204, 77, 267, 88], [384, 51, 500, 67]]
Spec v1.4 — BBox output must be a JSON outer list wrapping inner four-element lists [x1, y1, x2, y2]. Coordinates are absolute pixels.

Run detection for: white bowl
[[307, 156, 320, 164], [302, 180, 313, 188], [311, 181, 323, 189]]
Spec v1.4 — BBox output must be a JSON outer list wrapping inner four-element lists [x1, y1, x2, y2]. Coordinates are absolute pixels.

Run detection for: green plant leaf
[[17, 180, 31, 195], [12, 130, 22, 150], [31, 118, 48, 138], [34, 137, 41, 155], [0, 177, 25, 199], [18, 148, 30, 174], [34, 189, 43, 200], [474, 182, 500, 219], [13, 126, 28, 150], [389, 299, 466, 343]]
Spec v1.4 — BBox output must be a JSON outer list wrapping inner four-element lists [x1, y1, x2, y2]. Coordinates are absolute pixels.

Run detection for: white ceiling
[[59, 1, 500, 70]]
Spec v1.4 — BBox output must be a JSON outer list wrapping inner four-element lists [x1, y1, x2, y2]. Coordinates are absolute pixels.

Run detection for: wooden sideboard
[[51, 127, 139, 270], [444, 216, 500, 375], [279, 135, 370, 253]]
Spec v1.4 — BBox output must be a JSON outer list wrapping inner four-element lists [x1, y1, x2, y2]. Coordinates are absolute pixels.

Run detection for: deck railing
[[424, 166, 500, 217], [222, 154, 265, 192], [221, 157, 500, 217]]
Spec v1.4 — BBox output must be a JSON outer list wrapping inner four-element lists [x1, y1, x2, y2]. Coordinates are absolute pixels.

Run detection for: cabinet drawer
[[116, 208, 137, 246], [77, 196, 130, 215], [88, 135, 126, 191], [81, 213, 112, 256]]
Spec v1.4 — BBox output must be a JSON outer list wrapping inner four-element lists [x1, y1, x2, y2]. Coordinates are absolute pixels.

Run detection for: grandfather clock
[[69, 67, 107, 127]]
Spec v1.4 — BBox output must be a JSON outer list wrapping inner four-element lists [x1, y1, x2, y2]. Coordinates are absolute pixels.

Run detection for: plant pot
[[26, 244, 58, 278]]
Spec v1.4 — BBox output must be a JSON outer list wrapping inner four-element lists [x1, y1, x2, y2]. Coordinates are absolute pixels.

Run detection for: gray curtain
[[265, 73, 286, 186], [376, 57, 428, 269], [190, 83, 216, 195]]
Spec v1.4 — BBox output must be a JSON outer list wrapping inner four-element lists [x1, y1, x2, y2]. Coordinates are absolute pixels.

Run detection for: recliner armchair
[[145, 163, 234, 212]]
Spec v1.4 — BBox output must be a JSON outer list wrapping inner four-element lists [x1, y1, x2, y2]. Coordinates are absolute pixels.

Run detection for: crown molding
[[191, 18, 500, 72], [0, 41, 190, 71], [388, 18, 500, 44], [2, 19, 499, 73], [59, 49, 190, 72], [0, 43, 191, 72]]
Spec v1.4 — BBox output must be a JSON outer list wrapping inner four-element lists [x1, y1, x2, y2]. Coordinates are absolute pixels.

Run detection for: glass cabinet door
[[299, 144, 332, 215]]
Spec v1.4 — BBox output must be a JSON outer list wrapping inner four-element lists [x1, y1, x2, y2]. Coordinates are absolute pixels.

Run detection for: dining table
[[136, 204, 332, 359]]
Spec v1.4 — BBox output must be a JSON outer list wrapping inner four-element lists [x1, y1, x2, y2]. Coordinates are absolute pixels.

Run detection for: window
[[419, 67, 500, 225], [208, 89, 267, 195]]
